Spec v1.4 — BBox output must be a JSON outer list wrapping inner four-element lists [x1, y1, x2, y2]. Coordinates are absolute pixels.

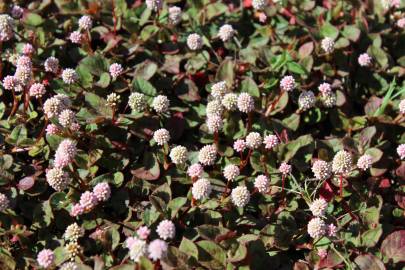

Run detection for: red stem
[[282, 174, 285, 193], [339, 174, 343, 197]]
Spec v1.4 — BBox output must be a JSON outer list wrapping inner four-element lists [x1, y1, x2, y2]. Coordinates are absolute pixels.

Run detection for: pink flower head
[[2, 75, 19, 90], [79, 191, 98, 212], [397, 144, 405, 160], [280, 75, 295, 92], [109, 63, 123, 79], [11, 5, 24, 19], [187, 163, 204, 178], [279, 162, 292, 175], [264, 134, 279, 150], [70, 203, 84, 217], [46, 124, 61, 135], [258, 12, 267, 23], [318, 82, 332, 95], [358, 53, 372, 67], [148, 239, 168, 261], [93, 182, 111, 202], [137, 226, 151, 240], [69, 31, 83, 44], [22, 43, 35, 55], [29, 83, 46, 98], [398, 18, 405, 28], [327, 223, 337, 237], [54, 139, 77, 168], [37, 249, 54, 269], [233, 139, 246, 153]]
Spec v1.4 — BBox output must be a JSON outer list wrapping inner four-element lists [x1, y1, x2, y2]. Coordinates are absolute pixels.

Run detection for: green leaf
[[320, 23, 339, 39], [24, 13, 44, 26], [179, 237, 199, 259], [287, 61, 308, 75], [240, 77, 260, 97], [215, 58, 234, 87], [79, 54, 109, 76], [96, 72, 111, 88], [197, 240, 226, 269], [134, 60, 158, 80], [167, 197, 187, 219], [132, 78, 157, 97], [342, 25, 361, 42], [49, 192, 68, 211]]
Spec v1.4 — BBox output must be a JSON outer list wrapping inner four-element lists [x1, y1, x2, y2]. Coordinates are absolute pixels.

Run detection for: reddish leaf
[[354, 254, 385, 270], [319, 181, 334, 202], [381, 230, 405, 263], [18, 176, 35, 191]]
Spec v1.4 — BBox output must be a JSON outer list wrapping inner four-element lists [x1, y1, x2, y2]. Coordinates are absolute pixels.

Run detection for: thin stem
[[9, 89, 19, 117], [339, 174, 343, 197], [111, 0, 117, 35]]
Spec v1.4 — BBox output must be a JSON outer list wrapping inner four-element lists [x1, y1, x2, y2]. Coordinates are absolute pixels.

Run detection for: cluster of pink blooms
[[70, 182, 111, 217], [54, 139, 77, 168], [68, 15, 92, 44], [124, 221, 173, 262]]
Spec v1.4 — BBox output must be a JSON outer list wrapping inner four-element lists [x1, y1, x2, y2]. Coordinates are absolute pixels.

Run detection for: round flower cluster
[[252, 0, 267, 10], [398, 18, 405, 28], [312, 160, 332, 180], [254, 175, 270, 193], [279, 162, 292, 175], [211, 81, 227, 99], [358, 53, 372, 67], [206, 100, 224, 117], [309, 198, 328, 216], [106, 93, 121, 107], [58, 109, 76, 128], [187, 163, 204, 178], [187, 33, 203, 50], [332, 150, 353, 175], [22, 43, 35, 55], [93, 182, 111, 202], [321, 37, 335, 54], [44, 56, 59, 73], [69, 31, 83, 44], [126, 237, 147, 262], [397, 144, 405, 160], [321, 91, 337, 108], [152, 95, 170, 113], [29, 83, 46, 98], [198, 144, 217, 166], [37, 249, 54, 269], [78, 15, 93, 30], [61, 68, 78, 84], [231, 186, 250, 207], [264, 134, 279, 150], [137, 226, 151, 240], [357, 154, 373, 171], [128, 92, 147, 112], [79, 191, 98, 212], [280, 75, 296, 92], [15, 56, 32, 85], [148, 239, 168, 261], [145, 0, 163, 11], [46, 167, 71, 191], [233, 139, 247, 153], [307, 217, 326, 239], [169, 6, 182, 25], [0, 193, 10, 212], [2, 75, 20, 91], [298, 90, 316, 111], [46, 124, 61, 135], [218, 24, 235, 42], [11, 5, 24, 19], [156, 220, 176, 240], [109, 63, 123, 79], [0, 14, 14, 42], [222, 93, 238, 111], [237, 92, 255, 113], [153, 128, 170, 145], [170, 146, 188, 165], [54, 139, 77, 168], [223, 164, 240, 182], [192, 178, 212, 200], [65, 242, 81, 260], [206, 115, 223, 133], [60, 262, 79, 270], [246, 132, 262, 149], [318, 82, 332, 95], [64, 223, 84, 242]]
